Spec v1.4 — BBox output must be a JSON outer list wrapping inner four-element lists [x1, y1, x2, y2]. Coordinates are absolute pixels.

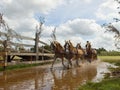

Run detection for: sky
[[0, 0, 120, 50]]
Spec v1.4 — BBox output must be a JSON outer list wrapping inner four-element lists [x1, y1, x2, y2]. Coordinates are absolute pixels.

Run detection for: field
[[98, 56, 120, 61], [78, 56, 120, 90]]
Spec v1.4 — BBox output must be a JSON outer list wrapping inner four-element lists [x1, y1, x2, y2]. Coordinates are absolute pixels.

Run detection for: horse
[[50, 41, 66, 69], [85, 43, 97, 62], [64, 40, 85, 68], [76, 43, 82, 49], [91, 49, 97, 60]]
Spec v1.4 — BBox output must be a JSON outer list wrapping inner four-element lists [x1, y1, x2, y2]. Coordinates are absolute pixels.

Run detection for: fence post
[[3, 52, 7, 70], [35, 32, 39, 62], [42, 46, 44, 61]]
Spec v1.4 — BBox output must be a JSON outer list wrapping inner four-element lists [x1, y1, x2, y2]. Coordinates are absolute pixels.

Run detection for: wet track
[[0, 60, 111, 90]]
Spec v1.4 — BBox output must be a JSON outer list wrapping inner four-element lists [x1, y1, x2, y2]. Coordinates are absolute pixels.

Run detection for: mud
[[0, 60, 112, 90]]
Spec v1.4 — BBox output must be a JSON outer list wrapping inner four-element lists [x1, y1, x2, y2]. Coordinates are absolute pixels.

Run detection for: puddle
[[0, 60, 113, 90], [92, 61, 116, 82]]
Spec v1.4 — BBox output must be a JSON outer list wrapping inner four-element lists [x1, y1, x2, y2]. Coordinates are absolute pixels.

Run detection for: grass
[[98, 56, 120, 61], [78, 78, 120, 90], [0, 61, 52, 71], [99, 56, 120, 66], [78, 56, 120, 90]]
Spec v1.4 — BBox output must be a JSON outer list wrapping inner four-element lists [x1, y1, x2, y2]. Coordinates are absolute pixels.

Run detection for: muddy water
[[0, 60, 110, 90]]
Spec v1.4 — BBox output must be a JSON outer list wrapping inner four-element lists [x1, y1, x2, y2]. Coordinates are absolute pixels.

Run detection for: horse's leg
[[76, 59, 79, 66], [95, 54, 98, 60], [76, 57, 81, 67], [51, 56, 57, 69], [91, 54, 93, 62], [92, 54, 94, 60], [80, 55, 84, 64], [82, 55, 85, 63], [89, 55, 92, 63], [61, 57, 66, 68], [66, 58, 72, 69], [87, 56, 91, 63], [69, 58, 72, 67], [88, 56, 91, 63], [66, 59, 70, 69]]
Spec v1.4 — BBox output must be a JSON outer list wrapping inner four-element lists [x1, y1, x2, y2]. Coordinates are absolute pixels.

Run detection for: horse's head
[[50, 41, 56, 51], [50, 41, 64, 53], [64, 41, 70, 53], [64, 40, 74, 53], [76, 43, 82, 49]]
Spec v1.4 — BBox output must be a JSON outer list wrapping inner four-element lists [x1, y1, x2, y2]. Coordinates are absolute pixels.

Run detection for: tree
[[0, 13, 7, 30], [51, 27, 57, 41], [34, 16, 45, 60], [96, 47, 107, 55], [103, 0, 120, 49], [0, 13, 22, 52]]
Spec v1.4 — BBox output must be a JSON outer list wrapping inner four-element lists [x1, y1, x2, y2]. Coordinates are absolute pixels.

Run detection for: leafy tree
[[96, 47, 107, 54]]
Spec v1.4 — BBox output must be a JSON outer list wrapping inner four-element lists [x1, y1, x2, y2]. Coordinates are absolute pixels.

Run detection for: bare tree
[[104, 23, 120, 49], [0, 13, 22, 51], [51, 27, 57, 41], [36, 16, 45, 37], [0, 13, 9, 31], [34, 16, 45, 60], [0, 13, 6, 29], [103, 0, 120, 49]]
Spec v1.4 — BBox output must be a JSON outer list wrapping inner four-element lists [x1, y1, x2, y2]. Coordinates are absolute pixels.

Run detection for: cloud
[[0, 0, 64, 34], [1, 0, 64, 15], [56, 18, 101, 37], [96, 0, 119, 22], [41, 18, 116, 50], [0, 0, 118, 50]]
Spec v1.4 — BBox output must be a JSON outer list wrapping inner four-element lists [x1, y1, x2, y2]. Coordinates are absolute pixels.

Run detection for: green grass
[[78, 56, 120, 90], [0, 61, 52, 71], [98, 56, 120, 66], [78, 78, 120, 90], [98, 56, 120, 61]]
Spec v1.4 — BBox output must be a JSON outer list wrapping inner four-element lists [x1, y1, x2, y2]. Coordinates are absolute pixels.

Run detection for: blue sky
[[0, 0, 120, 50]]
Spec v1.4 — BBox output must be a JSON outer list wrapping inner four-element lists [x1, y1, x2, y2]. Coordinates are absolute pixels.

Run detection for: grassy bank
[[78, 78, 120, 90], [0, 60, 53, 71], [99, 56, 120, 67], [78, 56, 120, 90], [98, 56, 120, 61]]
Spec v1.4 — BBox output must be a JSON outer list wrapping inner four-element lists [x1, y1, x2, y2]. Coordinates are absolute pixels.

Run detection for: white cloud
[[1, 0, 64, 15], [57, 19, 98, 37], [0, 0, 64, 36], [41, 18, 117, 50], [96, 0, 119, 21], [0, 0, 119, 51]]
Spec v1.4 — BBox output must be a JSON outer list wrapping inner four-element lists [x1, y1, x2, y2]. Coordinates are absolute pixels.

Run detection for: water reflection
[[50, 64, 97, 90], [0, 63, 97, 90]]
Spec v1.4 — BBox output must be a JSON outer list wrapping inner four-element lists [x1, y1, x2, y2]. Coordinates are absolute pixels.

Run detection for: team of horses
[[50, 40, 97, 69]]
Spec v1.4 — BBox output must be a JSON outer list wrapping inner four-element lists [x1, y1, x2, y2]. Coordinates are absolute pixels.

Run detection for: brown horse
[[85, 43, 97, 62], [92, 49, 97, 60], [50, 41, 66, 69], [64, 40, 84, 68]]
